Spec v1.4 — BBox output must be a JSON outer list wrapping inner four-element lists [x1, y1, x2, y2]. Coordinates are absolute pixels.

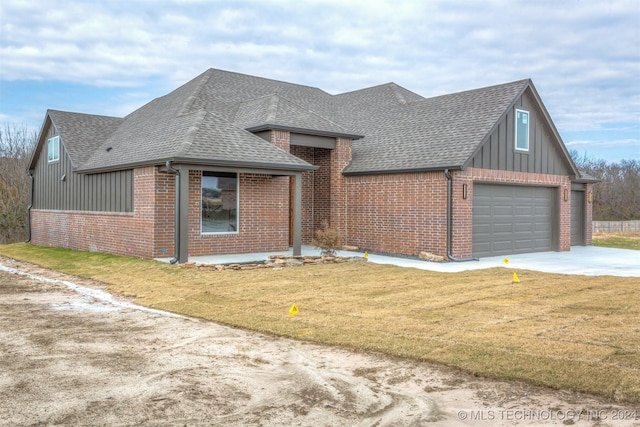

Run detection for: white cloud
[[0, 0, 638, 143]]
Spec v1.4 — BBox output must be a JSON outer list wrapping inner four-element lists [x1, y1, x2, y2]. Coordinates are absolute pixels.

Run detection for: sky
[[1, 0, 639, 163]]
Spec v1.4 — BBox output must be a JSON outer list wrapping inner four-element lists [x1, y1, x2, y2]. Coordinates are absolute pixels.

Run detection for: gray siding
[[32, 124, 133, 212], [470, 89, 569, 175]]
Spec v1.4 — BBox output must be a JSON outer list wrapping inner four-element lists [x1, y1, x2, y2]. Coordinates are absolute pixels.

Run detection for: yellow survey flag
[[289, 304, 299, 316], [512, 272, 520, 283], [503, 258, 509, 265], [364, 251, 369, 258]]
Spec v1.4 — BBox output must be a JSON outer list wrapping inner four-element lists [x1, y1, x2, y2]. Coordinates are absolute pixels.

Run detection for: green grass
[[593, 232, 640, 250], [1, 242, 639, 403]]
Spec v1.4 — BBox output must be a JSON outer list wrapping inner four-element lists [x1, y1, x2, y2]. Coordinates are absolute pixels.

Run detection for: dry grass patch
[[1, 243, 639, 403], [593, 232, 640, 250]]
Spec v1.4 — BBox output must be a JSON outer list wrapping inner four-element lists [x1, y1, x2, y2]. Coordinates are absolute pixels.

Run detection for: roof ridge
[[265, 94, 279, 122], [388, 83, 407, 105], [176, 109, 209, 157], [178, 70, 214, 116], [272, 93, 353, 132], [206, 68, 329, 94], [424, 78, 531, 102]]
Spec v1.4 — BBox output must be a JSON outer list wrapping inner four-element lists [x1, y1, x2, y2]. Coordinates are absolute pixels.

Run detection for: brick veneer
[[290, 145, 332, 243], [345, 167, 573, 258], [30, 166, 168, 258], [187, 170, 290, 256], [30, 166, 290, 259], [345, 171, 448, 256], [30, 147, 584, 260]]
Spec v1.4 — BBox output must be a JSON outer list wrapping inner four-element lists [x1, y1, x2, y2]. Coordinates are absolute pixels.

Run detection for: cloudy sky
[[1, 0, 638, 162]]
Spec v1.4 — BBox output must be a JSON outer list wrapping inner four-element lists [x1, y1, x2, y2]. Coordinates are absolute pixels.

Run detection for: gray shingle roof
[[46, 110, 122, 168], [341, 79, 530, 174], [41, 68, 534, 175]]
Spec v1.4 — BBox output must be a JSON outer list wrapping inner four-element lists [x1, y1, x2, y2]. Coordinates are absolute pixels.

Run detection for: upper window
[[201, 172, 238, 234], [47, 136, 60, 162], [515, 109, 529, 151]]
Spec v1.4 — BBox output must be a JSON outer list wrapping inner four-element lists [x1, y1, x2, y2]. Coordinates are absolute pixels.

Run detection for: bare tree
[[571, 150, 640, 221], [0, 123, 37, 243]]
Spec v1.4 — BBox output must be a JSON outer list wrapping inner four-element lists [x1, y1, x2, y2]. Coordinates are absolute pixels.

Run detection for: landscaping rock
[[180, 254, 367, 271], [419, 252, 445, 262]]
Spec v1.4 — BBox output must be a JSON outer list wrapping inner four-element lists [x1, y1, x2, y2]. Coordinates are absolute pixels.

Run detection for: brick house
[[27, 69, 596, 262]]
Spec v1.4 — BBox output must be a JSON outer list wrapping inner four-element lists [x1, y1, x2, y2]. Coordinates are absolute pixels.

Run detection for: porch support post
[[178, 165, 190, 263], [292, 172, 302, 256]]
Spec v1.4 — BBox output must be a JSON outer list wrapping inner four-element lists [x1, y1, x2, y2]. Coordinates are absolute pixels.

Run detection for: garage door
[[571, 190, 585, 246], [473, 184, 556, 257]]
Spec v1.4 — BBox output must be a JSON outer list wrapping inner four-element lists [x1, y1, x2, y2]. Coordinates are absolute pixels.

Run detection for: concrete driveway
[[169, 246, 639, 277], [358, 246, 640, 277]]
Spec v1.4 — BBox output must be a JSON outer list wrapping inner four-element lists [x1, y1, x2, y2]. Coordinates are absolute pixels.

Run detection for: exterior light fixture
[[564, 188, 568, 201], [462, 184, 468, 199], [588, 191, 592, 203]]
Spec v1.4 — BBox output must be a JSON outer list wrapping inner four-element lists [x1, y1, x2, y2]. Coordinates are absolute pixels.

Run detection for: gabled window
[[47, 136, 60, 162], [201, 172, 238, 234], [515, 109, 529, 151]]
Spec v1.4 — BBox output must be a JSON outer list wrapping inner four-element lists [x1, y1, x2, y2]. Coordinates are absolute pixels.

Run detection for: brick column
[[585, 183, 594, 245], [330, 138, 352, 239], [559, 180, 572, 251]]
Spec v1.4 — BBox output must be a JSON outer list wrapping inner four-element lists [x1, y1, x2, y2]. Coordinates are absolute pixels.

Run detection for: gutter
[[165, 161, 180, 264], [25, 171, 34, 243], [444, 169, 478, 262]]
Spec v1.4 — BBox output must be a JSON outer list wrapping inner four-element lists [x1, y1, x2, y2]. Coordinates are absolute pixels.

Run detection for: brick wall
[[30, 166, 164, 258], [31, 166, 290, 259], [585, 183, 594, 245], [187, 171, 290, 256], [345, 171, 448, 256], [345, 168, 573, 258], [290, 145, 331, 243]]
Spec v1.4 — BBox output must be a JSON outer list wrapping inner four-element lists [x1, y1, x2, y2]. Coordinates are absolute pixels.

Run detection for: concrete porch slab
[[156, 245, 640, 277]]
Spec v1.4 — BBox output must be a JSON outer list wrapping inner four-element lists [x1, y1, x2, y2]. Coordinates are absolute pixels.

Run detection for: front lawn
[[593, 232, 640, 250], [1, 243, 639, 403]]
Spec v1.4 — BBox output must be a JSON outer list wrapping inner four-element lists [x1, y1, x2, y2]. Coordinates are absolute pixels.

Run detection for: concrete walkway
[[157, 245, 640, 277]]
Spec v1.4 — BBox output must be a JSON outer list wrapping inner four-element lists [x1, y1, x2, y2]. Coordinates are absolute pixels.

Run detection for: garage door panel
[[473, 184, 556, 257]]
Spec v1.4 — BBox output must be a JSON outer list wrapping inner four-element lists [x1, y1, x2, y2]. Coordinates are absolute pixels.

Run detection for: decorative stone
[[419, 251, 445, 262]]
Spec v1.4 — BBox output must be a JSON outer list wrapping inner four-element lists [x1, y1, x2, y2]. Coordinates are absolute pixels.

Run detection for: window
[[515, 109, 529, 151], [201, 172, 238, 233], [47, 136, 60, 162]]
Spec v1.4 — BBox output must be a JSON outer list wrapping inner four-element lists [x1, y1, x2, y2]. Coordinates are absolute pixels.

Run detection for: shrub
[[312, 221, 343, 257]]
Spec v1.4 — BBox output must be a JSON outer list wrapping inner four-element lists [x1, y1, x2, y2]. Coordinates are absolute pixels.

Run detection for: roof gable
[[29, 110, 122, 171], [343, 79, 532, 174], [32, 69, 577, 177]]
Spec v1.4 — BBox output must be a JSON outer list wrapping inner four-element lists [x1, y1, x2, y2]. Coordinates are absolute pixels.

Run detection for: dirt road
[[0, 257, 637, 426]]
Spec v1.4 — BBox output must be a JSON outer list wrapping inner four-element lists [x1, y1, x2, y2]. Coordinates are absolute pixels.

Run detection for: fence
[[593, 220, 640, 233]]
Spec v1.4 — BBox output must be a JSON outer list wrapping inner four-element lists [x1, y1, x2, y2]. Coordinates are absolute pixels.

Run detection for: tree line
[[0, 124, 36, 244], [0, 123, 638, 243], [570, 150, 640, 221]]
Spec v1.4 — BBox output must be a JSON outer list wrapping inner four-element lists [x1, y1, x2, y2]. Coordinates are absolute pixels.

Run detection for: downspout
[[25, 171, 34, 243], [165, 161, 180, 264], [444, 169, 478, 262]]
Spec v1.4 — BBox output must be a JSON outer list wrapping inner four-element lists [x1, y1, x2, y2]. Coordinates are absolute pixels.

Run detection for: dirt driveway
[[1, 257, 638, 426]]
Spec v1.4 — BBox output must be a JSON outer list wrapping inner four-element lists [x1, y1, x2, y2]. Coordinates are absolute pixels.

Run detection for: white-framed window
[[47, 136, 60, 162], [201, 172, 239, 234], [515, 109, 529, 151]]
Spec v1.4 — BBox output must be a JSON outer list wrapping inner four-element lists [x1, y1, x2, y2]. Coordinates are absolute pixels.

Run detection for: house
[[27, 69, 597, 262]]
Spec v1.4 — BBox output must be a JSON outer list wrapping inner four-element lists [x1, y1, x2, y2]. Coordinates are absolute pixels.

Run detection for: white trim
[[515, 109, 530, 152], [47, 135, 60, 163], [200, 172, 240, 235]]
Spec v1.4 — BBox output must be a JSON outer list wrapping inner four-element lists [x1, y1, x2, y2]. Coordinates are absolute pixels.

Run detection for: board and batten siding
[[470, 89, 569, 176], [32, 125, 133, 212]]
